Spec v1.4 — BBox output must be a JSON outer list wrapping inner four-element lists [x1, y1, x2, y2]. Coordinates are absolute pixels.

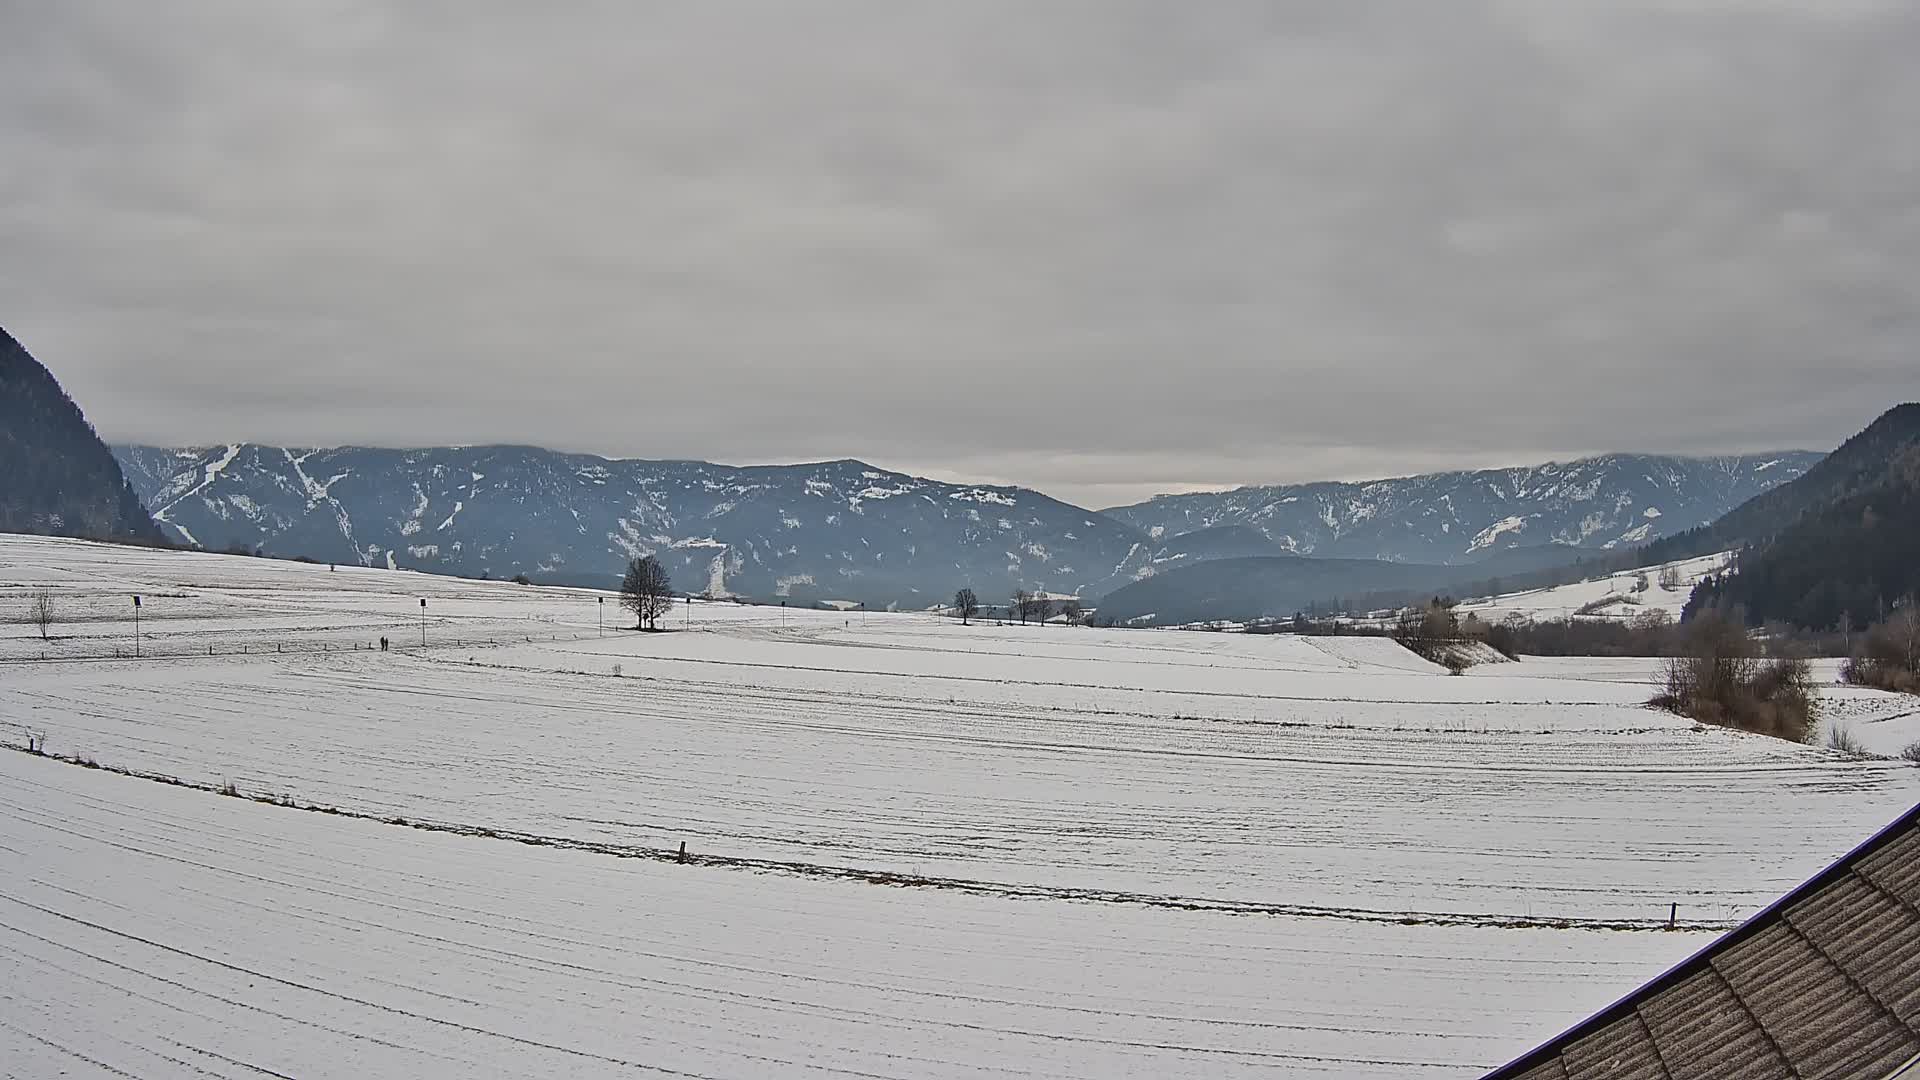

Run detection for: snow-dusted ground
[[3, 533, 1918, 1077], [1453, 552, 1731, 624], [0, 750, 1697, 1080]]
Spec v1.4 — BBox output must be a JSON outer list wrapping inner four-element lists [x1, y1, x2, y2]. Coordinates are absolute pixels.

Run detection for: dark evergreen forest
[[1687, 405, 1920, 630], [1, 328, 164, 543]]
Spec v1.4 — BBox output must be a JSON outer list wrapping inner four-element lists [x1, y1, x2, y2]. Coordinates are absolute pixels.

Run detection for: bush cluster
[[1841, 606, 1920, 695], [1649, 612, 1817, 742]]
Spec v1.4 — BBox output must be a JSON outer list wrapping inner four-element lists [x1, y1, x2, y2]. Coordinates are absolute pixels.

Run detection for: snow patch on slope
[[1468, 515, 1530, 552], [153, 443, 243, 534], [774, 573, 816, 596], [950, 488, 1017, 506]]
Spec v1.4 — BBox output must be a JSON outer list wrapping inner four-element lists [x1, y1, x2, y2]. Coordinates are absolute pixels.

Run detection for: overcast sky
[[4, 2, 1918, 508]]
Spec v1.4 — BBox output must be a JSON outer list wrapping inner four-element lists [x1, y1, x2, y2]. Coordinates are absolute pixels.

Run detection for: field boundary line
[[3, 742, 1736, 934]]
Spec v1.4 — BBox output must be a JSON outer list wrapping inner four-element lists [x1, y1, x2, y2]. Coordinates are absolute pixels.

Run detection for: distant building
[[1484, 801, 1920, 1079]]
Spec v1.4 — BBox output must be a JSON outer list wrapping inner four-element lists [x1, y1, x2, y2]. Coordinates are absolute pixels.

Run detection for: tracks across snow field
[[0, 751, 1705, 1079], [3, 533, 1919, 1077], [8, 642, 1911, 924]]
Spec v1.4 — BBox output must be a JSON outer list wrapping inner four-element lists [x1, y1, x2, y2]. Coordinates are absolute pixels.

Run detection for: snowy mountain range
[[113, 445, 1141, 606], [1101, 453, 1821, 565], [113, 444, 1819, 607]]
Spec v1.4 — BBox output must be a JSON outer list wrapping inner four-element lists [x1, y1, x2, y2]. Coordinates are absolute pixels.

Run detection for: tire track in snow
[[0, 746, 1741, 933]]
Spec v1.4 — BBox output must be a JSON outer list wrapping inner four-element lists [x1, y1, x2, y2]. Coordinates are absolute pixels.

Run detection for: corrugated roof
[[1484, 803, 1920, 1080]]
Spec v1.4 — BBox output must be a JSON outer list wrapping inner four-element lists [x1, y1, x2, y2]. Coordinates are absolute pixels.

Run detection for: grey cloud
[[2, 0, 1917, 508]]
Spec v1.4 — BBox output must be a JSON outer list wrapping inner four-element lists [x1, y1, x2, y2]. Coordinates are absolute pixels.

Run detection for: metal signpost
[[420, 597, 427, 647], [132, 594, 141, 658]]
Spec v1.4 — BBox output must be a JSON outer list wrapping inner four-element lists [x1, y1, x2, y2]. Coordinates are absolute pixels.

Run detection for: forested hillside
[[1686, 405, 1920, 629], [0, 328, 163, 543]]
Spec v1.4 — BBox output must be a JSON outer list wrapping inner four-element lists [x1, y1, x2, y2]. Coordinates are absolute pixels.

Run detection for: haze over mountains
[[1101, 405, 1920, 627], [5, 324, 1907, 628], [1103, 453, 1819, 562], [114, 441, 1816, 609]]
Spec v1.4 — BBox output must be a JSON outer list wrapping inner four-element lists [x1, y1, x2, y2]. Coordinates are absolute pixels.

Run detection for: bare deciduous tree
[[1012, 589, 1033, 626], [29, 588, 54, 641], [953, 588, 979, 625], [621, 556, 675, 631]]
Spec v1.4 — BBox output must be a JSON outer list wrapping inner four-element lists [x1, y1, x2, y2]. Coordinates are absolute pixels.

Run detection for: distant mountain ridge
[[1090, 543, 1614, 627], [114, 444, 1143, 605], [1103, 452, 1821, 565], [114, 442, 1820, 608], [0, 328, 162, 544], [1644, 405, 1920, 566]]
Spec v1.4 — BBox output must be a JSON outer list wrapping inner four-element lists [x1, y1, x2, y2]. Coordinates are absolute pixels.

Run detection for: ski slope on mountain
[[4, 533, 1918, 1077]]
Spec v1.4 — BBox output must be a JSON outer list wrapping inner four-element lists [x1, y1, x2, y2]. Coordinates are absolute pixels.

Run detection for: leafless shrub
[[28, 588, 54, 640], [1825, 725, 1868, 756]]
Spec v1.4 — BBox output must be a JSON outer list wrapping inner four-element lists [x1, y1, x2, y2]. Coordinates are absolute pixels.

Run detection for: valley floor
[[3, 534, 1918, 1077]]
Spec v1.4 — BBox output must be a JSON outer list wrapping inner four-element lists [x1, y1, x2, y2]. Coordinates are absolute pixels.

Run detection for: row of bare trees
[[951, 588, 1083, 626], [1013, 590, 1081, 625]]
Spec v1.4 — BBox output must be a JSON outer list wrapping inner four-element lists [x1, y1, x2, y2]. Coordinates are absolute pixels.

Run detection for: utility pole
[[132, 594, 141, 658], [420, 598, 427, 647]]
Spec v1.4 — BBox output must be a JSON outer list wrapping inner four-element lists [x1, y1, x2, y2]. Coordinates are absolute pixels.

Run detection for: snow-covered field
[[1453, 552, 1731, 624], [3, 533, 1918, 1077]]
